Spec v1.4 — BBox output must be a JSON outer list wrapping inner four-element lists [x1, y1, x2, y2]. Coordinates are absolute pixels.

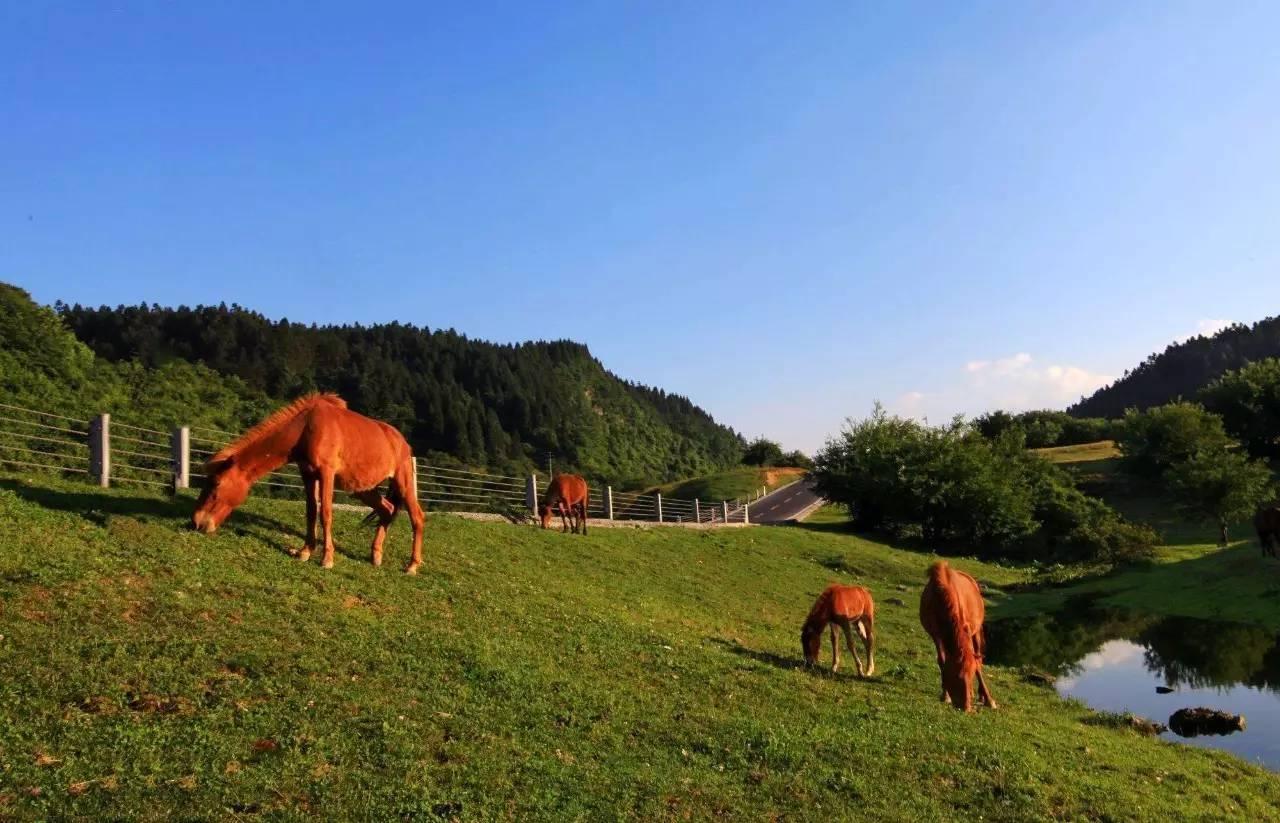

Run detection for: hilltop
[[1070, 315, 1280, 418]]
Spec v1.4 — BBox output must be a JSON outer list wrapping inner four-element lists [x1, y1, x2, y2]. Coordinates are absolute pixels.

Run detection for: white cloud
[[892, 391, 928, 420], [1173, 318, 1234, 344], [962, 352, 1113, 411]]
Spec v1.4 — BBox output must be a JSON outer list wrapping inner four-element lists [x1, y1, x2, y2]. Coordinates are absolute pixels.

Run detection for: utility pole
[[546, 452, 553, 478]]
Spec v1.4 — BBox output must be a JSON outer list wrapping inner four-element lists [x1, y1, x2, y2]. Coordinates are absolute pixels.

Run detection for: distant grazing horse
[[191, 393, 426, 574], [801, 584, 876, 676], [541, 474, 589, 534], [1256, 506, 1280, 559], [919, 561, 996, 712]]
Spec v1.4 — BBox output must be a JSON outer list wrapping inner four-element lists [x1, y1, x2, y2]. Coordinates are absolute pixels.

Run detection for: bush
[[973, 409, 1115, 449], [812, 406, 1155, 564]]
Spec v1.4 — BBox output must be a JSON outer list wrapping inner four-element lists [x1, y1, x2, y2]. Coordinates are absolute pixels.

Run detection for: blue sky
[[4, 2, 1279, 453]]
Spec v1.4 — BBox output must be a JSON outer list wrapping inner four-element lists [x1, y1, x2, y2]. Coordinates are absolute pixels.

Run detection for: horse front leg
[[298, 471, 318, 563], [830, 625, 840, 673], [559, 502, 571, 533], [318, 470, 337, 569], [933, 638, 949, 703]]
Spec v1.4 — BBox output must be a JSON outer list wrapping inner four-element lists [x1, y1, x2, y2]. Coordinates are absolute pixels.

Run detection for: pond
[[986, 601, 1280, 770]]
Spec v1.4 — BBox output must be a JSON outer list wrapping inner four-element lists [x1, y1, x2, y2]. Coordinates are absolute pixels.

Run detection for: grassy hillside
[[1031, 440, 1120, 464], [0, 471, 1275, 820], [646, 467, 806, 502]]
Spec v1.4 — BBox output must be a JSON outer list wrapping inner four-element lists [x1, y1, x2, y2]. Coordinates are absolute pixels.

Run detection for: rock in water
[[1168, 708, 1246, 738]]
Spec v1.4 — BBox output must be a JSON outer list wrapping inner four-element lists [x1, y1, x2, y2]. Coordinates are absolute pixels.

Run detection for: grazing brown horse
[[1256, 505, 1280, 559], [801, 584, 876, 676], [191, 394, 426, 574], [919, 561, 996, 712], [540, 474, 589, 534]]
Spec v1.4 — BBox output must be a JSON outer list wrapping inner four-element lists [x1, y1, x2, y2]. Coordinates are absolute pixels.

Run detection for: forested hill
[[55, 299, 743, 484], [1069, 315, 1280, 418]]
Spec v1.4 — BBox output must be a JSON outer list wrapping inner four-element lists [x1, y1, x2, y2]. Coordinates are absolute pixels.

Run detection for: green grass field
[[646, 466, 806, 503], [0, 471, 1276, 820]]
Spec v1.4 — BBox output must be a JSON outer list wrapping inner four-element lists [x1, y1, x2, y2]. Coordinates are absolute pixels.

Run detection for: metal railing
[[0, 401, 756, 527]]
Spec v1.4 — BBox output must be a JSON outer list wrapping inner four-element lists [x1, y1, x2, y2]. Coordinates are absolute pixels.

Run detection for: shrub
[[1115, 402, 1234, 479]]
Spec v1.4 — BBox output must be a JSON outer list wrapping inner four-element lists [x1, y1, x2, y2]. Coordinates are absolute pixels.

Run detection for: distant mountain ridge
[[1069, 315, 1280, 418], [56, 298, 744, 484]]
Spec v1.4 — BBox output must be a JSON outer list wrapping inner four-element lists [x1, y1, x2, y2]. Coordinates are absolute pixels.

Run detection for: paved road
[[747, 478, 823, 524]]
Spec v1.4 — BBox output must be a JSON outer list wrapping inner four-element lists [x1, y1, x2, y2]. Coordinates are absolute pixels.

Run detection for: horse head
[[800, 622, 823, 666], [191, 456, 252, 534]]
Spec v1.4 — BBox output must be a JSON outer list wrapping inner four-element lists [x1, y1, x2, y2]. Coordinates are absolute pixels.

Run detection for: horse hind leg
[[354, 488, 395, 568], [840, 619, 865, 677], [973, 631, 997, 708], [859, 615, 875, 677], [395, 457, 425, 575]]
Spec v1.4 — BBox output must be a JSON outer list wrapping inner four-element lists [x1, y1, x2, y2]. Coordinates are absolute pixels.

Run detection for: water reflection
[[987, 602, 1280, 770]]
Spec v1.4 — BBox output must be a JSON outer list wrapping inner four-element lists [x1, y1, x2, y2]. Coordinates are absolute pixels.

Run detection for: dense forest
[[53, 294, 744, 484], [1070, 315, 1280, 418]]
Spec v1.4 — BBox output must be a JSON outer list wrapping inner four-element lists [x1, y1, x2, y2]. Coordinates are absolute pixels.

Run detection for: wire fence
[[0, 400, 760, 527]]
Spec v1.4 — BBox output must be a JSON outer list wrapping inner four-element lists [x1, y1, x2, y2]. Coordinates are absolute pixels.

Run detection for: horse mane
[[210, 393, 346, 464], [802, 586, 835, 633], [927, 561, 977, 671]]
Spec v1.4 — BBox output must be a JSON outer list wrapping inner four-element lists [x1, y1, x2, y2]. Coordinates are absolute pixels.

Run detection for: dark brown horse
[[191, 394, 426, 573], [919, 561, 996, 712], [801, 583, 876, 676], [1256, 505, 1280, 559], [541, 474, 589, 534]]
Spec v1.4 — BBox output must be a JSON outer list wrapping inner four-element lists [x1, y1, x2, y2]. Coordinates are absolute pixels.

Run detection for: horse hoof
[[321, 558, 334, 570], [404, 563, 419, 576], [371, 554, 383, 568], [298, 549, 312, 562]]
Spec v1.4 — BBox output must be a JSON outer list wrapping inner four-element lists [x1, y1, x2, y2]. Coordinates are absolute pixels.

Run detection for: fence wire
[[1, 402, 756, 525]]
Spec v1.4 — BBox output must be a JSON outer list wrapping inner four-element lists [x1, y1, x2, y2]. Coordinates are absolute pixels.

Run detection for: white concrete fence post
[[170, 425, 190, 492], [606, 486, 614, 521], [89, 413, 110, 488], [526, 474, 538, 515], [722, 501, 729, 523], [694, 499, 700, 523], [744, 501, 749, 525], [656, 493, 663, 523]]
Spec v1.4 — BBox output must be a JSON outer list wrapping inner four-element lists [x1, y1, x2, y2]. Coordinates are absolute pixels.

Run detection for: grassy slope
[[1032, 440, 1121, 464], [1001, 441, 1280, 630], [0, 473, 1276, 820], [646, 467, 806, 503]]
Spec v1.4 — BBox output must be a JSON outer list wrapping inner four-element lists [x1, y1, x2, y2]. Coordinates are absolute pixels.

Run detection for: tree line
[[1069, 315, 1280, 418], [4, 285, 748, 485]]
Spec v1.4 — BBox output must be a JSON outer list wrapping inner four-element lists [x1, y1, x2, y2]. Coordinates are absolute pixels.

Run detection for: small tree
[[1117, 402, 1234, 479], [1201, 358, 1280, 460], [741, 437, 784, 467], [1165, 449, 1275, 546]]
